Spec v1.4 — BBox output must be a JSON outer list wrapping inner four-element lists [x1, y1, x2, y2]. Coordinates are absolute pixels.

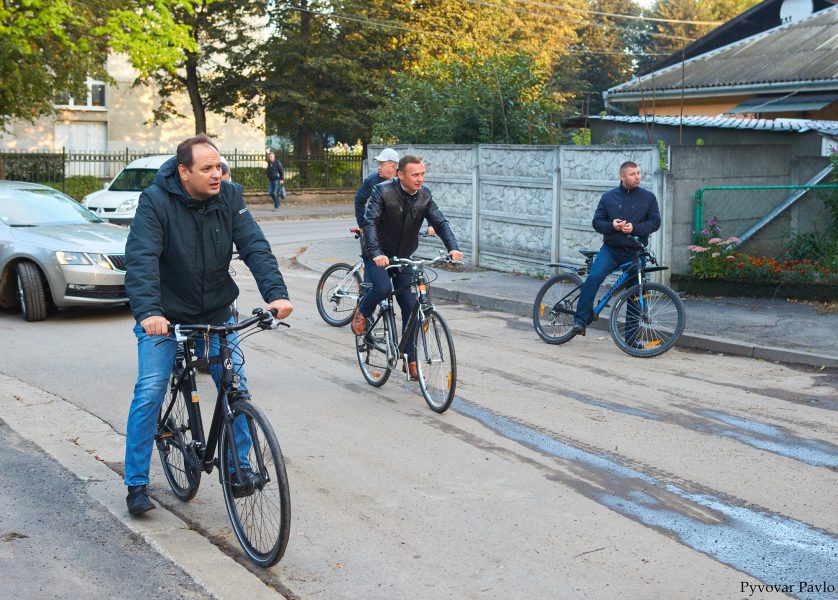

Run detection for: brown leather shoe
[[350, 308, 367, 336], [408, 361, 419, 381]]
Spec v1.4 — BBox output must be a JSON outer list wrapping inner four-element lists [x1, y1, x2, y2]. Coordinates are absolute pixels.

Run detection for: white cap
[[374, 148, 399, 163]]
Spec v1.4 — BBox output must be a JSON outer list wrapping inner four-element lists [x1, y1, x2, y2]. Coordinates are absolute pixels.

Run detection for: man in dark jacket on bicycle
[[123, 134, 293, 516], [354, 147, 399, 228], [351, 155, 463, 380], [573, 161, 660, 337]]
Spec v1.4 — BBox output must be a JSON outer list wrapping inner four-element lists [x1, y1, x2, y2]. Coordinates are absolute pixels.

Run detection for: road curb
[[0, 373, 285, 600]]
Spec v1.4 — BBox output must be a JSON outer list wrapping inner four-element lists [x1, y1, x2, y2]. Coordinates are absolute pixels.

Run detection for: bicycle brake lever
[[173, 324, 187, 343]]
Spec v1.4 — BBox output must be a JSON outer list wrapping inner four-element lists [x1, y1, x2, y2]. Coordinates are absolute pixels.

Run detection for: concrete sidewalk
[[296, 234, 838, 370]]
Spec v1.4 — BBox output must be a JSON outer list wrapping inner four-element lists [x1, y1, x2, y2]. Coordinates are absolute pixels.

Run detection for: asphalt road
[[1, 217, 836, 599]]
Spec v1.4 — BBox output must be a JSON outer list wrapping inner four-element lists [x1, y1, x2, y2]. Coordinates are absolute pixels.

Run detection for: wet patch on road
[[452, 397, 838, 599], [674, 372, 838, 411], [691, 409, 838, 469]]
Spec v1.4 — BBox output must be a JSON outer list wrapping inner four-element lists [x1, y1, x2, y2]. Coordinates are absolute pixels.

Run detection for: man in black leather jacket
[[351, 155, 463, 380]]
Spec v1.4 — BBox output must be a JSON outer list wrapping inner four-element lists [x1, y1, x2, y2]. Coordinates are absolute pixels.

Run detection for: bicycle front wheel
[[355, 309, 393, 387], [156, 379, 201, 501], [532, 273, 583, 345], [316, 263, 362, 327], [219, 401, 291, 568], [415, 310, 457, 413], [609, 282, 686, 358]]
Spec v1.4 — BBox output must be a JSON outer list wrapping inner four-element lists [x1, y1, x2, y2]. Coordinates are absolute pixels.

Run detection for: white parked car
[[82, 154, 173, 225]]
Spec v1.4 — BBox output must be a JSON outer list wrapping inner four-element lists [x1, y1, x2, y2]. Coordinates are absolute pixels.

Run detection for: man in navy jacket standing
[[573, 161, 660, 337]]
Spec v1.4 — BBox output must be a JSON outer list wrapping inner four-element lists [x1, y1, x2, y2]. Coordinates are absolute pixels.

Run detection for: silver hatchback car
[[0, 181, 129, 321]]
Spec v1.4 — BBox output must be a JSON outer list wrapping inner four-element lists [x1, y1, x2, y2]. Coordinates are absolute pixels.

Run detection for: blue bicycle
[[532, 239, 686, 357]]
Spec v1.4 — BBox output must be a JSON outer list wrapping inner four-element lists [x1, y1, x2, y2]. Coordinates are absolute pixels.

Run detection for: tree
[[129, 0, 268, 135], [0, 0, 194, 130], [235, 1, 414, 155], [373, 51, 561, 145], [561, 0, 650, 116]]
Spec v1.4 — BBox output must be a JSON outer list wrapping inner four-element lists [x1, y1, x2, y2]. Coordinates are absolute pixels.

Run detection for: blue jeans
[[268, 180, 281, 208], [124, 316, 251, 486], [574, 244, 638, 327], [357, 258, 417, 361]]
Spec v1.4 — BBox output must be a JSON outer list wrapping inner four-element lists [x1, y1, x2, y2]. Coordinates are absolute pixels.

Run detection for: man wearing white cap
[[354, 147, 399, 228]]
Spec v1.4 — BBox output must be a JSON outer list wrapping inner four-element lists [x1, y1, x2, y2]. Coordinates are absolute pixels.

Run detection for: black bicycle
[[155, 308, 291, 567], [354, 254, 460, 413], [532, 238, 686, 357]]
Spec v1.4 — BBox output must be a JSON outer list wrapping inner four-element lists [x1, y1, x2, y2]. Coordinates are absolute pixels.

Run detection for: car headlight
[[86, 253, 113, 269], [56, 251, 91, 265], [117, 198, 139, 213]]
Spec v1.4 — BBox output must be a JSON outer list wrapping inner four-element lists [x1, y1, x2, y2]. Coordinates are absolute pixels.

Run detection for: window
[[54, 78, 107, 110]]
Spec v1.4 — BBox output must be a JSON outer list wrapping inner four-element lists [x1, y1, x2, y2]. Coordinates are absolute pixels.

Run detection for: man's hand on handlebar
[[141, 315, 171, 336], [373, 255, 390, 268], [449, 250, 464, 262], [267, 298, 294, 320]]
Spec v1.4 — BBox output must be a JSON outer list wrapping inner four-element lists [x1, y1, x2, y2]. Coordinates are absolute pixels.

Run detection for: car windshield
[[0, 187, 103, 226], [109, 168, 158, 192]]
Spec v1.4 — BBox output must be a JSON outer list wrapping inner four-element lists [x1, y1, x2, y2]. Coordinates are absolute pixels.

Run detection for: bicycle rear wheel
[[219, 401, 290, 568], [316, 263, 362, 327], [609, 282, 686, 358], [156, 372, 201, 501], [532, 273, 583, 344], [415, 309, 456, 413], [355, 308, 393, 387]]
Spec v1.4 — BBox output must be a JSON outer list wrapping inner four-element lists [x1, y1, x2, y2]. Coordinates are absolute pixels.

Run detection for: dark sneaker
[[572, 322, 586, 337], [626, 339, 645, 350], [231, 469, 262, 499], [126, 485, 155, 516]]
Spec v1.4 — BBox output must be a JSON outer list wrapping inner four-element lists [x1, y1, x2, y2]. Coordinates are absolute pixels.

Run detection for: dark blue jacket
[[593, 184, 661, 249], [267, 159, 284, 181], [354, 172, 385, 228], [363, 178, 460, 259], [126, 157, 288, 325]]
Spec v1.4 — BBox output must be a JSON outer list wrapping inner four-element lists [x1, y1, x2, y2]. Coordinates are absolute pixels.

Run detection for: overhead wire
[[283, 4, 673, 56]]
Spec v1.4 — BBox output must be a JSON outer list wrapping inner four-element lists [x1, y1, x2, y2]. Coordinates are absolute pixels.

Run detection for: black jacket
[[354, 172, 385, 228], [363, 178, 460, 259], [126, 157, 289, 325], [267, 159, 284, 181], [593, 184, 661, 249]]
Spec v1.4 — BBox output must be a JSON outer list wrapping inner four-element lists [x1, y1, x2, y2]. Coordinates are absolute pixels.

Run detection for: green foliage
[[373, 51, 562, 145], [0, 1, 195, 129], [0, 153, 63, 182], [784, 230, 838, 269], [695, 138, 705, 146], [657, 139, 668, 170], [570, 128, 592, 146], [39, 176, 102, 201]]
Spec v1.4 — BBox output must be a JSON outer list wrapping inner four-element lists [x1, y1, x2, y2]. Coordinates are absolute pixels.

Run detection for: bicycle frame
[[160, 335, 240, 476]]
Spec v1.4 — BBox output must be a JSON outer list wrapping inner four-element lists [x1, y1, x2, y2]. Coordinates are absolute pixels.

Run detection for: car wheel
[[16, 262, 48, 322]]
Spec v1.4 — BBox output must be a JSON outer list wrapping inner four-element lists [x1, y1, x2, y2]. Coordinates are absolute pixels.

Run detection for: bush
[[0, 153, 63, 183], [40, 176, 103, 201]]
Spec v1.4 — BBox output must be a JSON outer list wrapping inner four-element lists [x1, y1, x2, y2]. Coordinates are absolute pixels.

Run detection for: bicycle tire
[[415, 309, 457, 413], [355, 308, 393, 387], [532, 273, 583, 345], [609, 282, 686, 358], [316, 263, 362, 327], [219, 401, 291, 568], [156, 375, 201, 501]]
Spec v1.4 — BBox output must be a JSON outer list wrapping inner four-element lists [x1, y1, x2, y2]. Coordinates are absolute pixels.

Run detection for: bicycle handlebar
[[384, 254, 463, 270], [171, 308, 288, 341]]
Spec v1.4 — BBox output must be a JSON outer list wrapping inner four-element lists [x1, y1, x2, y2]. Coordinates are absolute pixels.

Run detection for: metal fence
[[0, 149, 363, 199]]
